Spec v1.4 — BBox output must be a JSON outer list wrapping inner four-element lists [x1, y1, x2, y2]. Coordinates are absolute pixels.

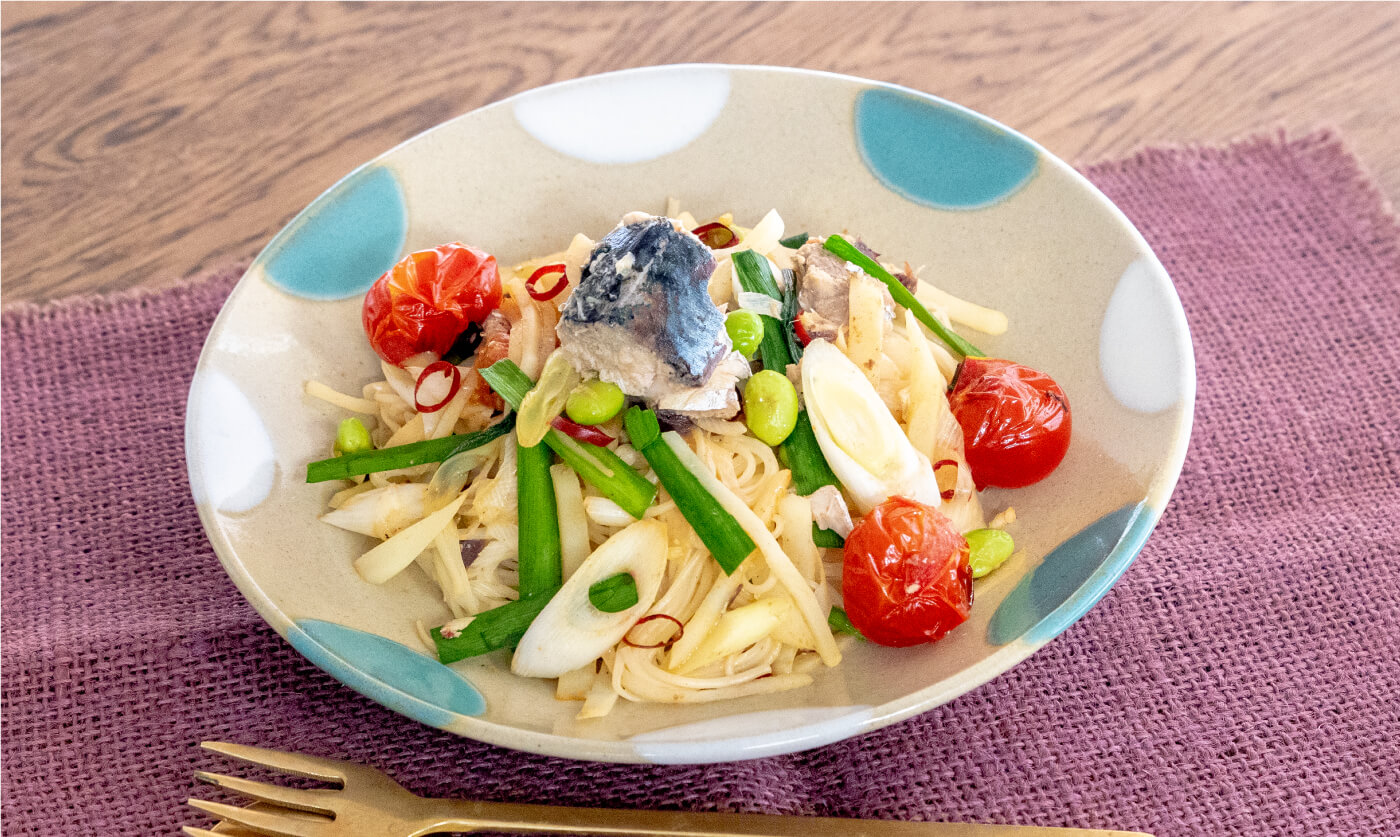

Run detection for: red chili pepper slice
[[551, 415, 615, 446], [792, 314, 814, 347], [414, 360, 462, 413], [932, 459, 959, 500], [623, 613, 684, 649], [691, 221, 738, 250], [525, 263, 569, 301]]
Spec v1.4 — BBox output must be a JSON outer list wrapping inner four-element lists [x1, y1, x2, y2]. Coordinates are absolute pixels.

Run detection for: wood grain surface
[[3, 1, 1398, 302]]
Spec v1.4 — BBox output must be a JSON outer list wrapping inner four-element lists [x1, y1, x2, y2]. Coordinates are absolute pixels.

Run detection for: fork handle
[[416, 798, 1152, 837]]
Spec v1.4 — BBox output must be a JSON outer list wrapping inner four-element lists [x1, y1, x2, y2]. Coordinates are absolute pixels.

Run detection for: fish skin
[[562, 216, 723, 386]]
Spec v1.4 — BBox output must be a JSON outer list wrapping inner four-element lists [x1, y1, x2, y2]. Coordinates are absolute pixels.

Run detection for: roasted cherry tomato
[[842, 496, 972, 647], [947, 357, 1070, 490], [362, 243, 501, 366]]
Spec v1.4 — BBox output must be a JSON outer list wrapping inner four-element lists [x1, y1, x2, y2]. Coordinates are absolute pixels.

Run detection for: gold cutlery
[[187, 741, 1153, 837]]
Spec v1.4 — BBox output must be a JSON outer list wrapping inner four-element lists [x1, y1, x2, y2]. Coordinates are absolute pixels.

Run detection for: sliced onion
[[901, 309, 986, 532], [777, 493, 821, 582], [736, 291, 782, 319], [672, 597, 791, 675], [550, 464, 589, 580], [353, 493, 469, 585], [737, 209, 785, 256], [584, 496, 635, 528], [381, 360, 419, 408], [426, 446, 493, 510], [319, 483, 428, 539]]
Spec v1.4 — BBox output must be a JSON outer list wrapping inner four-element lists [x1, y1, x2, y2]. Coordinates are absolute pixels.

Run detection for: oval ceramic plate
[[186, 65, 1194, 764]]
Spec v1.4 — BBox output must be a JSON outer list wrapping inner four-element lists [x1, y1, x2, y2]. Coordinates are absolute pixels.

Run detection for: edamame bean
[[565, 379, 625, 425], [725, 310, 765, 359], [743, 370, 799, 446], [335, 417, 373, 455], [965, 528, 1014, 578]]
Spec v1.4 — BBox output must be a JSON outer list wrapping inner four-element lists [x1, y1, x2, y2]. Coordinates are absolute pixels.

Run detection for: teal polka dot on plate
[[988, 501, 1157, 646], [289, 619, 485, 727], [855, 88, 1039, 210], [261, 164, 407, 300]]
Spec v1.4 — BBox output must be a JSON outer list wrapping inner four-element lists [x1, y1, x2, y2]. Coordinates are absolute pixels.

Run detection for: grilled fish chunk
[[793, 239, 894, 342], [559, 215, 737, 404]]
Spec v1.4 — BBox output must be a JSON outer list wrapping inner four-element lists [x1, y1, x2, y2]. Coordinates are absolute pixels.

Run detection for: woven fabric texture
[[3, 132, 1398, 836]]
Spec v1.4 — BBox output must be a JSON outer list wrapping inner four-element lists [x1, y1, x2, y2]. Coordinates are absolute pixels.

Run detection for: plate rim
[[186, 62, 1197, 764]]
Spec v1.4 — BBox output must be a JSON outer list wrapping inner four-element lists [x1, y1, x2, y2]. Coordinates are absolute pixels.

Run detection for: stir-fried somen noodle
[[306, 204, 1067, 719]]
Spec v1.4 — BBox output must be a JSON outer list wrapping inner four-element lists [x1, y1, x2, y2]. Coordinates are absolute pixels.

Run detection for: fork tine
[[182, 828, 263, 837], [200, 741, 346, 783], [183, 828, 264, 837], [186, 798, 326, 837], [194, 771, 337, 815]]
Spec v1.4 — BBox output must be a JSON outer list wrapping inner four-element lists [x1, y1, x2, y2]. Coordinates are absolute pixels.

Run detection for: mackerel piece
[[559, 215, 728, 400]]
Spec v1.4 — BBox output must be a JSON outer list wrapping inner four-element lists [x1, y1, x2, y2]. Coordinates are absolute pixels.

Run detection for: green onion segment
[[731, 250, 841, 504], [731, 251, 789, 372], [780, 269, 804, 363], [481, 359, 657, 518], [623, 407, 756, 575], [823, 234, 983, 358], [588, 572, 640, 612], [306, 416, 515, 483], [516, 440, 562, 597], [431, 572, 639, 664]]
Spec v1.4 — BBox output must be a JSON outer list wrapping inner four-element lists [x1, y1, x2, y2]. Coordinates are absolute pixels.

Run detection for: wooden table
[[4, 2, 1397, 302]]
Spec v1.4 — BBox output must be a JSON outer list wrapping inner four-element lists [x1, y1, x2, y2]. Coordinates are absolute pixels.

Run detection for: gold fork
[[186, 741, 1153, 837]]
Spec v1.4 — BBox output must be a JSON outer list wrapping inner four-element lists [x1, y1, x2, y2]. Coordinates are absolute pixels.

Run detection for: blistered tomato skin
[[362, 243, 502, 366], [842, 496, 972, 647], [947, 357, 1071, 490]]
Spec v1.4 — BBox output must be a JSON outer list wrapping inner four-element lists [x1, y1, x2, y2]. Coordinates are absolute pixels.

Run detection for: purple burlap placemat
[[4, 131, 1398, 836]]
